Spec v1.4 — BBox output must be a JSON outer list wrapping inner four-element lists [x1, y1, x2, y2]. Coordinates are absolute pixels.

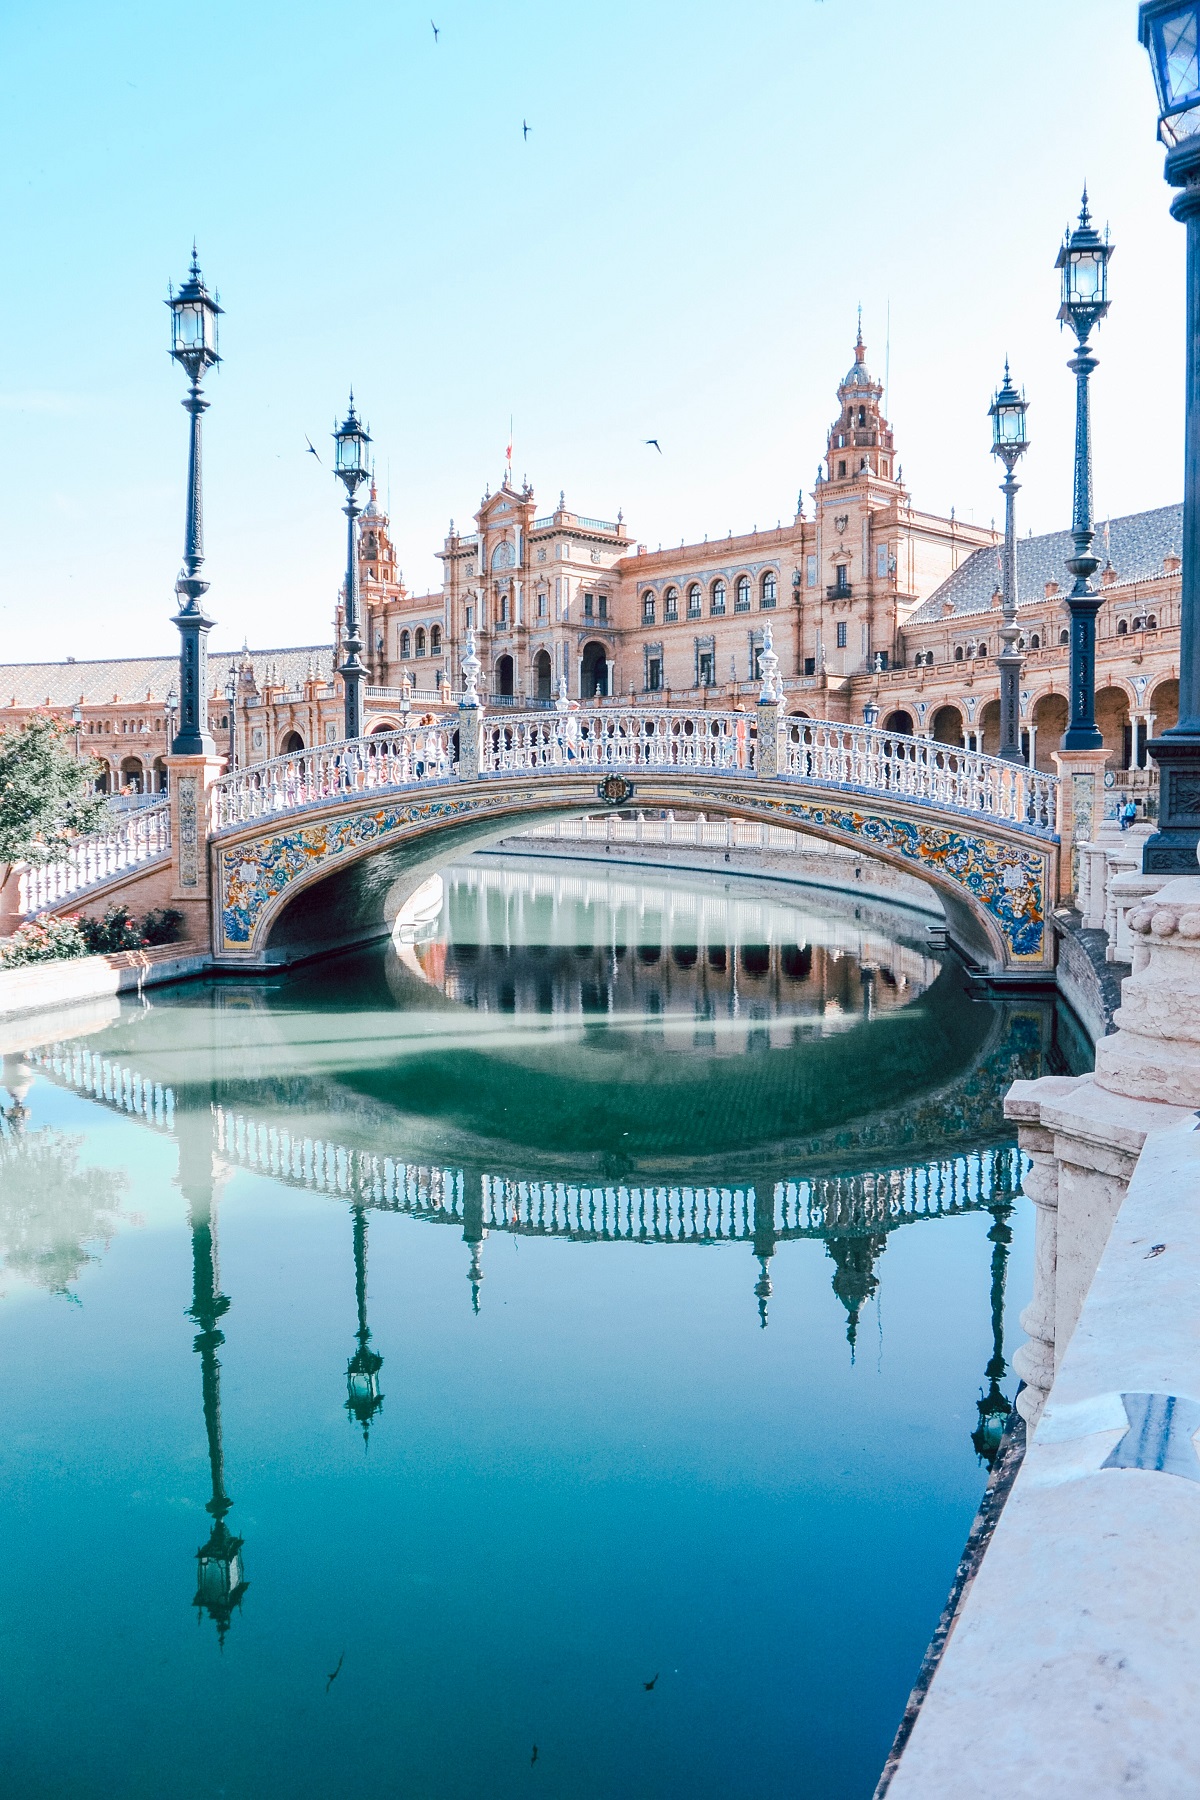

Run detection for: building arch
[[534, 649, 553, 700], [280, 730, 305, 754], [931, 704, 965, 748], [1032, 692, 1068, 773], [882, 710, 914, 736], [400, 629, 411, 658], [1150, 677, 1179, 733], [152, 756, 168, 793], [119, 756, 145, 793], [711, 579, 727, 615], [495, 655, 514, 698], [978, 700, 1001, 759], [368, 718, 400, 735], [1096, 685, 1131, 768], [581, 641, 609, 699], [761, 569, 778, 607]]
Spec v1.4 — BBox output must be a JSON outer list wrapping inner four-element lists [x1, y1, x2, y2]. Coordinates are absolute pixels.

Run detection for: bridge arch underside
[[211, 774, 1056, 977]]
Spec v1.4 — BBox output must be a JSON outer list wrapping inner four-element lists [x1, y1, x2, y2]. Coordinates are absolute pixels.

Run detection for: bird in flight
[[522, 119, 531, 141], [326, 1652, 344, 1693], [431, 20, 439, 41], [644, 439, 662, 454], [643, 1673, 660, 1690], [305, 435, 322, 465]]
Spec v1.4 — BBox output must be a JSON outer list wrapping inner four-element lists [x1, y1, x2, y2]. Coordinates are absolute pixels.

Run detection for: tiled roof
[[0, 644, 335, 709], [905, 502, 1183, 627]]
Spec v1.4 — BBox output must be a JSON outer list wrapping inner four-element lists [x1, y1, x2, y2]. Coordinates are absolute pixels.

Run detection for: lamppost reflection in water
[[971, 1197, 1015, 1468], [345, 1203, 384, 1440], [177, 1106, 248, 1642]]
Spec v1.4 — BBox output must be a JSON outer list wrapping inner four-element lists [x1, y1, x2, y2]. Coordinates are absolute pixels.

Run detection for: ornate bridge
[[24, 698, 1061, 976]]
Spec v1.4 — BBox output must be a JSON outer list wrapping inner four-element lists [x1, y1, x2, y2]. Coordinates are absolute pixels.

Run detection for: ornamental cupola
[[824, 317, 897, 488], [358, 482, 403, 595]]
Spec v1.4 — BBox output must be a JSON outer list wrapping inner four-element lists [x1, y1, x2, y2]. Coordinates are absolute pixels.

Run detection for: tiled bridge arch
[[208, 709, 1060, 977]]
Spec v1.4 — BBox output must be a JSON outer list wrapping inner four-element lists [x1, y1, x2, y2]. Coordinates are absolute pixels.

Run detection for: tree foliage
[[0, 715, 108, 887]]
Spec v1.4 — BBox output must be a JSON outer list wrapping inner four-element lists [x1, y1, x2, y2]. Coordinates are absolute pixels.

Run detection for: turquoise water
[[0, 859, 1086, 1799]]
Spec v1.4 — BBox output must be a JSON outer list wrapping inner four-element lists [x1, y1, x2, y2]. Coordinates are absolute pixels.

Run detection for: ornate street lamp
[[1139, 3, 1200, 869], [989, 362, 1031, 763], [224, 668, 238, 772], [1055, 194, 1113, 752], [862, 700, 880, 729], [71, 703, 82, 761], [166, 249, 222, 756], [332, 395, 371, 741]]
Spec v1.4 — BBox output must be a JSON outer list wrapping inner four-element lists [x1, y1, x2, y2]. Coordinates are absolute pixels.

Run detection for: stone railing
[[480, 708, 756, 774], [17, 799, 172, 915], [211, 724, 457, 829], [781, 720, 1057, 832]]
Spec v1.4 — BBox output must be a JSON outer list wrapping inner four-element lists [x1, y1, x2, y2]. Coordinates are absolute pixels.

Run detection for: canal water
[[0, 856, 1089, 1800]]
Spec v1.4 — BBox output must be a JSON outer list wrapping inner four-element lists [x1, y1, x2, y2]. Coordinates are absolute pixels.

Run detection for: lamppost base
[[1142, 733, 1200, 874]]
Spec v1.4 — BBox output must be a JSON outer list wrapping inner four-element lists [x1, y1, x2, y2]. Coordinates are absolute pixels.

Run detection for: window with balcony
[[647, 656, 662, 692], [599, 594, 608, 619], [430, 625, 441, 653], [698, 650, 714, 686], [687, 584, 702, 618], [416, 628, 427, 656], [711, 580, 726, 616], [400, 630, 411, 658], [584, 593, 594, 618], [761, 571, 777, 607], [643, 590, 656, 624], [735, 576, 751, 612], [665, 587, 679, 621]]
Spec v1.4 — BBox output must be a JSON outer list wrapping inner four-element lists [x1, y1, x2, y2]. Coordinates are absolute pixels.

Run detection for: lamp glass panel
[[1069, 251, 1101, 303], [999, 405, 1025, 444], [176, 302, 204, 348], [1161, 11, 1200, 106]]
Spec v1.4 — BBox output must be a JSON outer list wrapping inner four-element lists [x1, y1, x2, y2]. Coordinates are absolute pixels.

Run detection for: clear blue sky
[[0, 0, 1182, 662]]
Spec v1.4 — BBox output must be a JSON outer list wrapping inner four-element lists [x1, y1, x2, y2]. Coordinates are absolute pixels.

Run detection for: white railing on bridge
[[481, 709, 756, 775], [18, 799, 172, 915], [781, 720, 1057, 832], [212, 724, 457, 828]]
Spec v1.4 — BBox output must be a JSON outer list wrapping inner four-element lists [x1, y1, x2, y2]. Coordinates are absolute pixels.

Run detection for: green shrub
[[0, 903, 185, 970], [141, 907, 185, 946], [0, 914, 89, 967]]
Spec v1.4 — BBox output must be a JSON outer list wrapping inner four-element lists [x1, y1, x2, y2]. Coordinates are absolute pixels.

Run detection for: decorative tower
[[824, 317, 897, 488], [825, 1232, 887, 1360]]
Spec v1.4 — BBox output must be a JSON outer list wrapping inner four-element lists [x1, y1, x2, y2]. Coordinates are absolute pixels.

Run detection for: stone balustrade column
[[1052, 746, 1110, 907], [756, 697, 781, 777], [457, 705, 481, 780], [1011, 1129, 1060, 1427]]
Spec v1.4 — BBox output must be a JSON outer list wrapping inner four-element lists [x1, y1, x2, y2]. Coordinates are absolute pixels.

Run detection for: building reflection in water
[[177, 1106, 248, 1643], [403, 861, 940, 1050]]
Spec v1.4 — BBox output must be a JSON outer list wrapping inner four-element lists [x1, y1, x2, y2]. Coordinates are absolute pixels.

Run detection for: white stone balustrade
[[479, 708, 756, 775], [16, 799, 172, 915], [211, 725, 457, 828], [780, 720, 1057, 830]]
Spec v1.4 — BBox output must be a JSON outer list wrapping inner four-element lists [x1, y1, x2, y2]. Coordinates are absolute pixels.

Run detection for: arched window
[[954, 646, 964, 662], [976, 642, 987, 658], [664, 587, 679, 621], [1147, 614, 1157, 629], [1030, 634, 1040, 649], [415, 628, 427, 656], [761, 570, 777, 607], [1133, 616, 1146, 632], [711, 580, 726, 616], [857, 406, 867, 427], [642, 590, 656, 624], [400, 629, 411, 658], [430, 624, 442, 653], [1018, 637, 1026, 651], [1060, 629, 1070, 645], [687, 584, 702, 618], [735, 575, 751, 612]]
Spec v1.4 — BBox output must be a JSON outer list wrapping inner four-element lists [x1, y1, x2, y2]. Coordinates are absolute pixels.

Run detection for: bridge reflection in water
[[7, 862, 1085, 1662]]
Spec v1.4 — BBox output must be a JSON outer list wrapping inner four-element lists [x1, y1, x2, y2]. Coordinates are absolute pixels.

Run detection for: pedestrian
[[1120, 797, 1137, 831]]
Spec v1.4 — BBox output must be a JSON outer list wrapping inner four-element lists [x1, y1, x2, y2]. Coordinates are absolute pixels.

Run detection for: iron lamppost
[[1139, 3, 1200, 870], [1055, 195, 1113, 753], [333, 396, 371, 741], [166, 250, 222, 757], [990, 363, 1031, 764], [224, 668, 238, 771]]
